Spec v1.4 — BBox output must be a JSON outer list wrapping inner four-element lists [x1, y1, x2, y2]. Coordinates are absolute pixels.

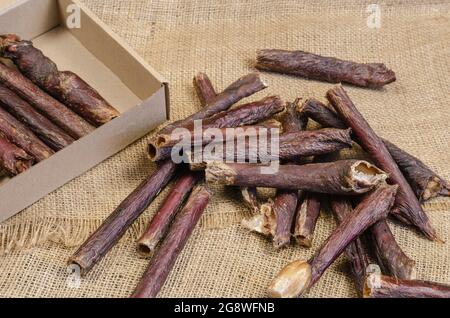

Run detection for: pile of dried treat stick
[[69, 48, 450, 298]]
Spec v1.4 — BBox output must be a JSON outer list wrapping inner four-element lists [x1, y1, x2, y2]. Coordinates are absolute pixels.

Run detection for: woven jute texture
[[0, 0, 449, 298]]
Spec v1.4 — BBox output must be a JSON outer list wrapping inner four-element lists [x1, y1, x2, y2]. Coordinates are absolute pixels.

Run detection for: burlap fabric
[[0, 0, 449, 298]]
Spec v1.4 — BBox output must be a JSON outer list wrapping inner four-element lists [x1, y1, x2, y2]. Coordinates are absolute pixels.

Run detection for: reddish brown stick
[[327, 85, 438, 241], [0, 62, 94, 139], [383, 140, 450, 202], [188, 128, 353, 167], [0, 35, 120, 126], [0, 106, 53, 161], [298, 98, 449, 202], [0, 134, 33, 176], [156, 73, 267, 137], [364, 274, 450, 298], [149, 96, 285, 161], [193, 72, 217, 107], [330, 197, 370, 296], [294, 193, 321, 248], [206, 160, 387, 194], [131, 184, 212, 298], [69, 160, 178, 275], [268, 184, 397, 298], [137, 172, 200, 257], [256, 49, 396, 88], [0, 84, 74, 150], [369, 221, 416, 280]]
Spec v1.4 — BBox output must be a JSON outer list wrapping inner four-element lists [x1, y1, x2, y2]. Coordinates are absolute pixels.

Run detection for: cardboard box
[[0, 0, 169, 222]]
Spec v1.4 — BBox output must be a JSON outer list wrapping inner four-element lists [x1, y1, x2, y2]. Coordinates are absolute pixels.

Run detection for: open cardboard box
[[0, 0, 169, 222]]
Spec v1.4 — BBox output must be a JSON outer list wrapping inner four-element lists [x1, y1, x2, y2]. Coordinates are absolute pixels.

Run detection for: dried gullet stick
[[69, 160, 178, 275], [193, 72, 217, 107], [370, 220, 416, 280], [330, 198, 370, 296], [0, 62, 94, 139], [0, 35, 120, 126], [0, 106, 53, 161], [293, 193, 321, 248], [298, 98, 449, 202], [132, 184, 212, 298], [206, 160, 388, 195], [327, 85, 438, 241], [149, 96, 285, 161], [187, 128, 353, 168], [0, 134, 33, 176], [0, 84, 74, 150], [383, 140, 450, 202], [137, 172, 200, 257], [364, 274, 450, 298], [268, 184, 397, 298], [154, 73, 267, 138], [256, 49, 396, 88]]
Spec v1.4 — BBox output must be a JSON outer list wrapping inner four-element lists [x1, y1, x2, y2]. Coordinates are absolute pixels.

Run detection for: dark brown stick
[[0, 106, 53, 161], [156, 73, 267, 137], [327, 85, 438, 241], [364, 274, 450, 298], [329, 197, 370, 296], [294, 193, 321, 248], [0, 62, 95, 139], [149, 96, 285, 161], [69, 160, 178, 275], [193, 72, 217, 107], [131, 184, 212, 298], [137, 172, 200, 257], [298, 98, 449, 202], [0, 35, 120, 126], [0, 134, 33, 176], [187, 128, 353, 168], [0, 84, 74, 150], [268, 184, 397, 298], [206, 160, 387, 194], [383, 140, 450, 202], [256, 49, 396, 88], [369, 220, 416, 280]]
